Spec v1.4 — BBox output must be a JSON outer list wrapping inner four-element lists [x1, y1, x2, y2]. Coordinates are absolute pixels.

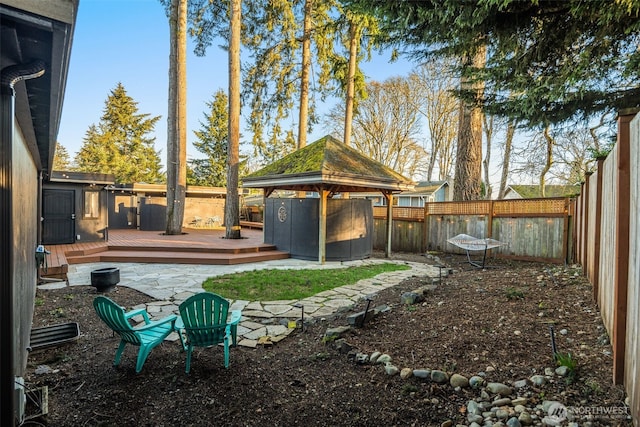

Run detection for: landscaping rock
[[469, 375, 485, 389], [400, 291, 423, 305], [507, 417, 522, 427], [467, 400, 480, 416], [413, 369, 430, 379], [376, 354, 392, 364], [450, 373, 469, 388], [430, 369, 449, 383], [400, 367, 413, 379], [384, 364, 399, 376], [354, 352, 369, 364], [518, 412, 533, 425], [530, 375, 547, 386], [487, 382, 513, 396], [324, 326, 350, 339], [493, 397, 512, 407], [555, 366, 569, 377]]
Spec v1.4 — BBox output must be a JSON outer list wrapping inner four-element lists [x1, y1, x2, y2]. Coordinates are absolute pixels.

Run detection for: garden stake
[[435, 265, 446, 283], [550, 325, 558, 361], [361, 296, 373, 327], [293, 303, 304, 331]]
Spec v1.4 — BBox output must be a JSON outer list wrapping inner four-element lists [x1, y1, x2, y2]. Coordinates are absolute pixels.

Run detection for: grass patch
[[505, 287, 525, 300], [202, 263, 410, 301]]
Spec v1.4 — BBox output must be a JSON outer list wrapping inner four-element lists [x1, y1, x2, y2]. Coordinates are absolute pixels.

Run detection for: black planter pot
[[91, 267, 120, 292]]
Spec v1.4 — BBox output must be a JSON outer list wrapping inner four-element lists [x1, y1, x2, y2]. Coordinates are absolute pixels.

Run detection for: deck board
[[39, 228, 287, 277]]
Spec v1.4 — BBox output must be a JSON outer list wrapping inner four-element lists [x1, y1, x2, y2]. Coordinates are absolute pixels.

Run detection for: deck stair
[[64, 244, 289, 266], [38, 229, 290, 281]]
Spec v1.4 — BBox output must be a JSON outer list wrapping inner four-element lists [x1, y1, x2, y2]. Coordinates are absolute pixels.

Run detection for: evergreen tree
[[227, 0, 242, 239], [189, 90, 230, 187], [165, 0, 188, 235], [75, 83, 163, 183], [348, 0, 640, 126], [52, 142, 72, 171]]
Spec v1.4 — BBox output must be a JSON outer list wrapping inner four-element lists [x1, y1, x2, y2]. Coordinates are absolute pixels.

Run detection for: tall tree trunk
[[482, 114, 493, 199], [298, 0, 312, 150], [226, 0, 242, 239], [497, 119, 515, 199], [540, 124, 554, 198], [166, 0, 187, 235], [454, 44, 486, 201], [343, 20, 359, 147]]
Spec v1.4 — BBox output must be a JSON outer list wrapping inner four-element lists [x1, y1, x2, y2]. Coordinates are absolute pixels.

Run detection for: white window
[[84, 191, 99, 218]]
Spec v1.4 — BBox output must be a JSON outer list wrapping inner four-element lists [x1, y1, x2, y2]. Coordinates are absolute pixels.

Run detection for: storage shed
[[42, 171, 114, 244]]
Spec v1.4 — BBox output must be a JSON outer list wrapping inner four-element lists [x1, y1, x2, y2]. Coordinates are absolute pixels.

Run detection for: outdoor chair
[[93, 296, 177, 373], [177, 292, 242, 373]]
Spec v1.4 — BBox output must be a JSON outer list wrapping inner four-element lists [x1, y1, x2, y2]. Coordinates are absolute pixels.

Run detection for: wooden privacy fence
[[373, 197, 573, 264], [575, 111, 639, 422]]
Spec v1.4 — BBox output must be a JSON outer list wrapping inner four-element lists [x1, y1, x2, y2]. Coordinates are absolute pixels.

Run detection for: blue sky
[[58, 0, 415, 166]]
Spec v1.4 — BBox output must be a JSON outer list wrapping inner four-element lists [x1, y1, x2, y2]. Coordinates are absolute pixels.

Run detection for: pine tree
[[348, 0, 640, 126], [52, 142, 72, 171], [226, 0, 242, 239], [75, 83, 163, 183], [189, 90, 230, 187], [166, 0, 188, 235]]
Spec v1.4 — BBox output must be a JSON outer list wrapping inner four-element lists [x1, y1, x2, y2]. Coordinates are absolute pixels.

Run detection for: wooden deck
[[39, 227, 288, 280]]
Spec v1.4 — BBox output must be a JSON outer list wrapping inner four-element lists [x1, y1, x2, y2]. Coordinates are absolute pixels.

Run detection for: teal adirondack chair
[[177, 292, 242, 373], [93, 296, 177, 373]]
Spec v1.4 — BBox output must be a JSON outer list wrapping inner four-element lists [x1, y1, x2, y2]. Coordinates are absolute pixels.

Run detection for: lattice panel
[[493, 198, 568, 216], [426, 201, 491, 216], [373, 206, 424, 220]]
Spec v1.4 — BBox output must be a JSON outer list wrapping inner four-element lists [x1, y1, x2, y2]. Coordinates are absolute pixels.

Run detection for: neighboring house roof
[[399, 180, 448, 197], [504, 184, 581, 199], [1, 0, 78, 176], [242, 135, 414, 194]]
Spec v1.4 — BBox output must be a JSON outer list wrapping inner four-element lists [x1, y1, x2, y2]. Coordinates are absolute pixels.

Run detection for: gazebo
[[242, 135, 414, 263]]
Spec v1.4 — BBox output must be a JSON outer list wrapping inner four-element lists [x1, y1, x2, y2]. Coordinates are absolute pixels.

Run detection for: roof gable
[[243, 135, 414, 193]]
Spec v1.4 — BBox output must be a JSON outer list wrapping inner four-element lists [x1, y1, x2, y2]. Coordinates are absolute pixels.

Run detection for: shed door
[[42, 189, 75, 244]]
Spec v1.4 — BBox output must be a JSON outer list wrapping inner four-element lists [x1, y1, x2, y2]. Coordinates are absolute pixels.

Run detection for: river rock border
[[324, 322, 613, 427]]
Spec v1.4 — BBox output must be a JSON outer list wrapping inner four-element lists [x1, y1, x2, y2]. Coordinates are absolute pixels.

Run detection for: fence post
[[582, 172, 592, 275], [384, 193, 393, 258], [612, 112, 634, 384], [423, 203, 429, 253], [487, 200, 494, 239], [592, 158, 605, 303], [562, 198, 570, 264], [576, 184, 584, 265]]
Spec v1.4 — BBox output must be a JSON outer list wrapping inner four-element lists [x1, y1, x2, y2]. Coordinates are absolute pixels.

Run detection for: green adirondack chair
[[93, 296, 177, 373], [177, 292, 242, 373]]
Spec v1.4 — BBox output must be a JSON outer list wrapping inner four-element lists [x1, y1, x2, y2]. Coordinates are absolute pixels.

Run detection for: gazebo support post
[[318, 189, 329, 264], [384, 192, 393, 258]]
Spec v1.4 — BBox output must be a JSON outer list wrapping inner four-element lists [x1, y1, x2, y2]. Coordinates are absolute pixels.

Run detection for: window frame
[[83, 190, 100, 219]]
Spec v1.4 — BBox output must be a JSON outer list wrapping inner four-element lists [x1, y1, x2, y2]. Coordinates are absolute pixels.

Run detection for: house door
[[42, 189, 75, 244]]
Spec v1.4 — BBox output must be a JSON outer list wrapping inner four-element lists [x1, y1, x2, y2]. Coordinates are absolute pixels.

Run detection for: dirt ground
[[24, 252, 633, 426]]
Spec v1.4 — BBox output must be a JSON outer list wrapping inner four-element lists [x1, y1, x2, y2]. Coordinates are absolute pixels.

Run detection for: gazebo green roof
[[242, 135, 414, 194]]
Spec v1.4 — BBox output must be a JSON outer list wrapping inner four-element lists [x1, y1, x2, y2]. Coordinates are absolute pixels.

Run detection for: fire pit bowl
[[91, 267, 120, 292]]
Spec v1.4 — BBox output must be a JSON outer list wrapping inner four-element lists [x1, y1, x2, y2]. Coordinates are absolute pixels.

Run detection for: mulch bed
[[24, 253, 632, 426]]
